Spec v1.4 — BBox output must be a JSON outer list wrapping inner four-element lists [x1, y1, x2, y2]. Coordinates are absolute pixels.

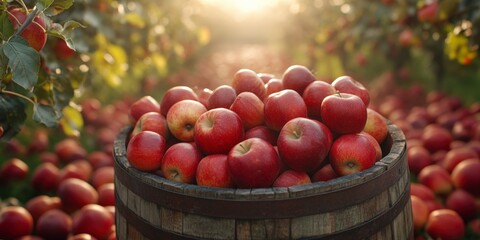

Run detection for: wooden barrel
[[113, 122, 413, 240]]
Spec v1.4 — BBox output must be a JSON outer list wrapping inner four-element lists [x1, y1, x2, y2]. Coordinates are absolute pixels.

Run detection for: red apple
[[277, 117, 331, 172], [87, 151, 113, 170], [72, 204, 114, 240], [359, 132, 382, 161], [257, 72, 275, 84], [196, 154, 234, 188], [399, 29, 414, 47], [446, 189, 477, 221], [264, 78, 283, 97], [363, 108, 388, 144], [410, 195, 430, 233], [281, 65, 316, 95], [227, 138, 280, 188], [57, 178, 98, 213], [27, 128, 49, 154], [128, 95, 160, 123], [451, 159, 480, 197], [329, 133, 377, 176], [321, 92, 367, 134], [31, 162, 60, 192], [54, 138, 87, 163], [54, 38, 75, 60], [0, 158, 29, 182], [26, 195, 62, 222], [407, 145, 433, 176], [331, 75, 370, 106], [91, 166, 115, 189], [39, 151, 59, 165], [36, 209, 72, 240], [244, 125, 278, 146], [230, 92, 264, 130], [410, 183, 437, 203], [302, 80, 336, 120], [7, 8, 47, 52], [131, 112, 169, 139], [426, 209, 465, 240], [311, 163, 338, 182], [196, 87, 212, 108], [194, 108, 244, 155], [160, 86, 199, 116], [272, 170, 311, 187], [417, 1, 438, 22], [68, 233, 98, 240], [264, 89, 307, 131], [231, 69, 266, 100], [207, 85, 237, 109], [161, 142, 202, 184], [422, 124, 452, 152], [418, 165, 453, 196], [442, 146, 478, 173], [166, 99, 207, 142], [58, 160, 92, 182], [126, 131, 166, 172], [97, 183, 115, 207], [0, 206, 33, 239]]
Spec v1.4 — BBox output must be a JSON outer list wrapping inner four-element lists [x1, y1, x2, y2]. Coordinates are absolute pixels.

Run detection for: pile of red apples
[[126, 65, 389, 190], [377, 88, 480, 240]]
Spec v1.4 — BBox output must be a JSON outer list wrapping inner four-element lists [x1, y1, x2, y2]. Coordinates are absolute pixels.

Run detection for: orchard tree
[[0, 0, 84, 141]]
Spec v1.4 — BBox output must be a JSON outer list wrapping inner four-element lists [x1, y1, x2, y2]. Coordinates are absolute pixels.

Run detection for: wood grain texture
[[113, 123, 413, 239]]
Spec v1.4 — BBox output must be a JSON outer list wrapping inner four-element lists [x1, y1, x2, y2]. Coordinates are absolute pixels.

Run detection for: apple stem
[[336, 90, 342, 97]]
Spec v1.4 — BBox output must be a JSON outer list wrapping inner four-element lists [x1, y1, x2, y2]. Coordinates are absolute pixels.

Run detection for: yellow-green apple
[[331, 76, 370, 106], [128, 96, 160, 123], [196, 87, 212, 108], [207, 85, 237, 109], [57, 178, 98, 213], [161, 142, 202, 184], [72, 204, 114, 240], [281, 65, 316, 95], [410, 195, 430, 233], [36, 209, 72, 240], [194, 108, 244, 155], [329, 133, 377, 176], [166, 99, 207, 142], [227, 138, 280, 188], [451, 159, 480, 197], [160, 86, 199, 116], [302, 80, 336, 120], [442, 146, 478, 173], [244, 125, 278, 146], [0, 206, 34, 239], [272, 170, 311, 187], [321, 93, 367, 134], [230, 92, 264, 130], [196, 154, 233, 188], [257, 72, 275, 84], [446, 189, 477, 221], [277, 117, 331, 172], [426, 209, 465, 240], [264, 89, 307, 131], [363, 108, 388, 144], [264, 78, 284, 97], [407, 145, 433, 175], [0, 158, 29, 182], [422, 124, 452, 152], [132, 112, 169, 139], [7, 8, 47, 52], [231, 69, 266, 100], [418, 165, 453, 196], [126, 131, 166, 172], [311, 163, 338, 182], [359, 132, 382, 161]]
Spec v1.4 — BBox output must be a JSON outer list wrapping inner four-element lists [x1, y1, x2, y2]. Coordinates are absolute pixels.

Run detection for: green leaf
[[33, 103, 61, 128], [0, 93, 27, 141], [0, 11, 15, 41], [3, 36, 40, 90], [0, 45, 8, 80], [47, 20, 86, 50], [40, 0, 74, 16]]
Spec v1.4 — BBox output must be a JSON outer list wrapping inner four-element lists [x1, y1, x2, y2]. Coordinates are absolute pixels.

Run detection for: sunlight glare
[[200, 0, 283, 20]]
